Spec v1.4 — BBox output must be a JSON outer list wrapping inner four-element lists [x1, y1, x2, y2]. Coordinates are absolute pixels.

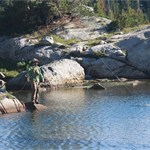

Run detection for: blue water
[[1, 82, 150, 150]]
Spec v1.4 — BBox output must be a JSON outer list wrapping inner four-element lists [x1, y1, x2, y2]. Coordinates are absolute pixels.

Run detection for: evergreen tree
[[94, 0, 105, 17], [0, 0, 149, 35]]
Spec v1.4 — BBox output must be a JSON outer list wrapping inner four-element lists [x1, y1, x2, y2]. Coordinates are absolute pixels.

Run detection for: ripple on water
[[1, 84, 150, 149]]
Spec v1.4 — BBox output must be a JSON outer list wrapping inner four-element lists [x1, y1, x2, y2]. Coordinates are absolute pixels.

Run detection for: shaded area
[[25, 102, 47, 112]]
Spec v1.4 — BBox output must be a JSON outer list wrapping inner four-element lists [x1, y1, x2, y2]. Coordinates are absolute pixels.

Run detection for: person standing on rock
[[26, 58, 44, 104]]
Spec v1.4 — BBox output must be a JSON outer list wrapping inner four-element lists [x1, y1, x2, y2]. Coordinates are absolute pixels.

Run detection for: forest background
[[0, 0, 149, 35], [0, 0, 150, 78]]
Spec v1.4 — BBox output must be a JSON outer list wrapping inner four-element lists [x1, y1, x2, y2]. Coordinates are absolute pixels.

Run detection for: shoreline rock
[[0, 78, 147, 115], [0, 97, 25, 114], [7, 59, 85, 90], [0, 95, 47, 115], [1, 17, 150, 88], [89, 83, 106, 90]]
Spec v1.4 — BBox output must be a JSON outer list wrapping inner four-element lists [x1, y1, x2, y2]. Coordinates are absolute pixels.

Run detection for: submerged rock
[[25, 102, 47, 111], [90, 83, 106, 90]]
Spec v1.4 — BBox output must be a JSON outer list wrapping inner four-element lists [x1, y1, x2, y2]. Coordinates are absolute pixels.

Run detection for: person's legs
[[31, 81, 37, 103], [35, 83, 40, 104]]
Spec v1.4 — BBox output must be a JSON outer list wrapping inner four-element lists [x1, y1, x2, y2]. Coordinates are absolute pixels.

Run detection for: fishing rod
[[100, 58, 130, 91]]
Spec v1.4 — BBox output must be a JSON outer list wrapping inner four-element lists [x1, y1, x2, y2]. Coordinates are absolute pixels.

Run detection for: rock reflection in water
[[40, 88, 86, 111]]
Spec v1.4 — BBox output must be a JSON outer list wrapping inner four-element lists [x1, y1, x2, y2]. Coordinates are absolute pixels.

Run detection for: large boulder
[[0, 96, 25, 114], [87, 57, 148, 79], [0, 36, 64, 64], [14, 45, 64, 65], [0, 36, 33, 59], [116, 27, 150, 73], [1, 20, 150, 80], [0, 16, 111, 65], [53, 16, 111, 40], [86, 44, 125, 59], [0, 93, 47, 115], [7, 59, 85, 90], [41, 59, 85, 88], [71, 57, 96, 69], [74, 26, 150, 79]]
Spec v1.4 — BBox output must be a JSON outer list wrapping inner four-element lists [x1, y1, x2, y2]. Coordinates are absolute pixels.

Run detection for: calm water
[[1, 82, 150, 150]]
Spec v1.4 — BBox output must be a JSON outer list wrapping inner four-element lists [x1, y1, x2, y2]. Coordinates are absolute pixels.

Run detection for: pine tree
[[94, 0, 105, 17]]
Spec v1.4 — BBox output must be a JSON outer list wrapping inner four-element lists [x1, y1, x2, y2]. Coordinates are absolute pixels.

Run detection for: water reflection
[[40, 88, 86, 112], [1, 83, 150, 149]]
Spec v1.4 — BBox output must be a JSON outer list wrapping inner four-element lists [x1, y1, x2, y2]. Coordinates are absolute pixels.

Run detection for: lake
[[1, 81, 150, 150]]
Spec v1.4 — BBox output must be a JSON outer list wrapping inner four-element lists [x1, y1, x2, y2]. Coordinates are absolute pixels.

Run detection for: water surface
[[1, 82, 150, 150]]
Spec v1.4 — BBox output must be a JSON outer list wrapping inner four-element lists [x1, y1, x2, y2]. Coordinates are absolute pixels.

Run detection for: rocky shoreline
[[0, 77, 149, 115], [1, 16, 150, 115], [1, 17, 150, 86], [0, 94, 47, 115]]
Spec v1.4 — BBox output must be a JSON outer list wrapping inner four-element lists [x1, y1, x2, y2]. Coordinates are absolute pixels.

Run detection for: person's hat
[[32, 58, 39, 63]]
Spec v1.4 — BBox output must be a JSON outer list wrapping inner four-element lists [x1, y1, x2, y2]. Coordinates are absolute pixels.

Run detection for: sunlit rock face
[[1, 18, 150, 80], [116, 27, 150, 73], [41, 59, 85, 88], [7, 59, 85, 90], [0, 97, 25, 114]]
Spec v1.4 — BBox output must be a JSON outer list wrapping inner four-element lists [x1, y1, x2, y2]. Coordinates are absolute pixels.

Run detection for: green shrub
[[87, 39, 101, 46], [0, 58, 28, 78], [107, 8, 147, 32], [0, 68, 19, 78], [107, 20, 119, 32], [94, 51, 105, 57]]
